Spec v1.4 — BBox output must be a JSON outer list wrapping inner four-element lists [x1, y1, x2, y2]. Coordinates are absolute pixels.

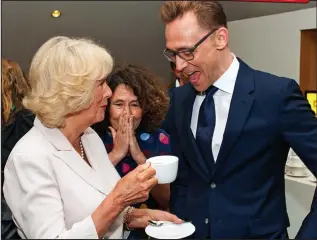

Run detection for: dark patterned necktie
[[195, 86, 218, 172]]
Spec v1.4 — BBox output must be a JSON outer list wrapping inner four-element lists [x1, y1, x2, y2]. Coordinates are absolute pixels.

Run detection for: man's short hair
[[160, 1, 227, 31]]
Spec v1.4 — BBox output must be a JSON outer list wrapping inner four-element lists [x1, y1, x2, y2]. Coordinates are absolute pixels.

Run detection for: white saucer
[[145, 221, 195, 239]]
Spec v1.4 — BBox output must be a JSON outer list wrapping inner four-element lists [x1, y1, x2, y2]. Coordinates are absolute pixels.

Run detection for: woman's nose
[[124, 105, 132, 115], [103, 83, 112, 99]]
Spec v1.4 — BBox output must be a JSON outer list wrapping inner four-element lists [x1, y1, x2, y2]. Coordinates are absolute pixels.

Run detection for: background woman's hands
[[128, 115, 146, 165], [109, 112, 146, 166], [108, 113, 130, 165], [110, 163, 158, 207], [127, 208, 183, 229]]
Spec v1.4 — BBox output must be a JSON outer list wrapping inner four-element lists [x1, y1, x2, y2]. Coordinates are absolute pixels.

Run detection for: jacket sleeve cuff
[[56, 215, 98, 239]]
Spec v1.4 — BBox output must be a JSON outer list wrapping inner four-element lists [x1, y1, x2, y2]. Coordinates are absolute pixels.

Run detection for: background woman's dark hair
[[93, 64, 169, 135]]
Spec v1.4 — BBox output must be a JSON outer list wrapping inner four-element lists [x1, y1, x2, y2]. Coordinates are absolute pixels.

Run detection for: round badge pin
[[140, 133, 150, 141]]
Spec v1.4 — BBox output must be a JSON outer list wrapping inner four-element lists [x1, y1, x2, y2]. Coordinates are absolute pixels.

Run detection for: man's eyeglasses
[[163, 28, 218, 63], [170, 61, 176, 71]]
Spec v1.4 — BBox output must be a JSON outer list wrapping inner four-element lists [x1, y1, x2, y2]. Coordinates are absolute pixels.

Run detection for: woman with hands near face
[[108, 111, 146, 166], [92, 64, 171, 239]]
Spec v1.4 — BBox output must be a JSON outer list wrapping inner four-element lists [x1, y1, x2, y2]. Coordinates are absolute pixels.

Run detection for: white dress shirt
[[3, 117, 126, 239], [190, 54, 240, 161], [175, 78, 180, 87]]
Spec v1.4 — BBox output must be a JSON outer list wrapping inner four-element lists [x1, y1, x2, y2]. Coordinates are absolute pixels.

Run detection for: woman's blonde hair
[[23, 36, 114, 128], [1, 58, 30, 126]]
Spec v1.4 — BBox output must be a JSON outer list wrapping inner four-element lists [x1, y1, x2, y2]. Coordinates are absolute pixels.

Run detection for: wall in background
[[228, 7, 316, 83], [2, 1, 174, 84], [300, 29, 316, 94], [3, 1, 315, 85]]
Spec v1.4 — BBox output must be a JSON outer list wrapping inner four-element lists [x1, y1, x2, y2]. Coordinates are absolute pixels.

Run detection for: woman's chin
[[91, 112, 105, 125]]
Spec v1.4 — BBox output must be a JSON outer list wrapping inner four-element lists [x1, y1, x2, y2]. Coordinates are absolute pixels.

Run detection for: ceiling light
[[51, 10, 61, 18]]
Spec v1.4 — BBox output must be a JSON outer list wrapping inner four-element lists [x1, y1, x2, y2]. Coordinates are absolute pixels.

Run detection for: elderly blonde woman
[[3, 36, 182, 239]]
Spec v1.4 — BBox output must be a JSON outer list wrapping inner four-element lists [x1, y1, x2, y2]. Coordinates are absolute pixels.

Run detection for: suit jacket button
[[205, 218, 209, 224], [210, 182, 216, 189]]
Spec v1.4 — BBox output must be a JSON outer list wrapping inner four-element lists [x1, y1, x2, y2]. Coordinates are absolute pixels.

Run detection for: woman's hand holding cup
[[110, 163, 158, 207]]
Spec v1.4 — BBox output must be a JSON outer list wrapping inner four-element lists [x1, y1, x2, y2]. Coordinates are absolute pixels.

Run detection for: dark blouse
[[100, 128, 171, 239]]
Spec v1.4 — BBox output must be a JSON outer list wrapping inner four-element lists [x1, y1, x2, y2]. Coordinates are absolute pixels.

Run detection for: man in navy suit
[[160, 1, 317, 238]]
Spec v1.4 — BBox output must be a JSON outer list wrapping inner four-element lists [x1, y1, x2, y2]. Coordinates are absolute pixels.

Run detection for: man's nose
[[175, 56, 188, 72]]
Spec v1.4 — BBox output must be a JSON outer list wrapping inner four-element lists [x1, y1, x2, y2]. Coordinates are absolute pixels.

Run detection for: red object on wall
[[232, 0, 309, 3]]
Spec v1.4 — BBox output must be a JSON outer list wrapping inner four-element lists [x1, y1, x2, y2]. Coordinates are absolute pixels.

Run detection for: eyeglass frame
[[163, 28, 219, 63]]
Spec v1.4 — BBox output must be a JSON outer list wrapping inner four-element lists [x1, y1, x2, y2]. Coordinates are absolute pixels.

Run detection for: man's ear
[[215, 27, 229, 50]]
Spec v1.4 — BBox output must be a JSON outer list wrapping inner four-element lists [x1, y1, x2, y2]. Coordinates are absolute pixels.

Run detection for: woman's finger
[[108, 126, 116, 138], [137, 166, 156, 181], [134, 162, 151, 174], [153, 210, 183, 224], [119, 114, 126, 129], [121, 114, 129, 133], [145, 176, 158, 189], [127, 116, 133, 138], [130, 116, 134, 135], [119, 115, 127, 135]]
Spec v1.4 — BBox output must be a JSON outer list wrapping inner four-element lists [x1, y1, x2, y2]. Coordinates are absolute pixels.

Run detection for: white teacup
[[287, 156, 305, 168], [146, 155, 179, 184], [286, 166, 308, 177]]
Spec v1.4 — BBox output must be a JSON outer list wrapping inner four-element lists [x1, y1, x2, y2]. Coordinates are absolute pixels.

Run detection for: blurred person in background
[[1, 58, 34, 239]]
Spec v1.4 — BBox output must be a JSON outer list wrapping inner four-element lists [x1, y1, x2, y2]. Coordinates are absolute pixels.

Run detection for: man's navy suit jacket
[[163, 59, 317, 239]]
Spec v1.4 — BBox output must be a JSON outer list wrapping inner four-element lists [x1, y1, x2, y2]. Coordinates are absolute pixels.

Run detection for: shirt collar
[[213, 53, 240, 94]]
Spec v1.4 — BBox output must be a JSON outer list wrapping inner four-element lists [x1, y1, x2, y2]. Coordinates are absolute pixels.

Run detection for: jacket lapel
[[177, 84, 210, 181], [34, 118, 110, 195], [215, 59, 255, 168], [81, 131, 121, 193]]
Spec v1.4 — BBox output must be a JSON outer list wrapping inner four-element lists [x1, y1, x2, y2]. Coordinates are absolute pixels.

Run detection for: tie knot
[[197, 85, 218, 96], [206, 85, 218, 95]]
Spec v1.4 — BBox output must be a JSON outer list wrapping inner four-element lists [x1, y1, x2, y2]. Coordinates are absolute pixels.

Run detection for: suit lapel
[[34, 118, 110, 195], [178, 84, 210, 181], [82, 132, 121, 193], [215, 59, 255, 168], [54, 150, 110, 195]]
